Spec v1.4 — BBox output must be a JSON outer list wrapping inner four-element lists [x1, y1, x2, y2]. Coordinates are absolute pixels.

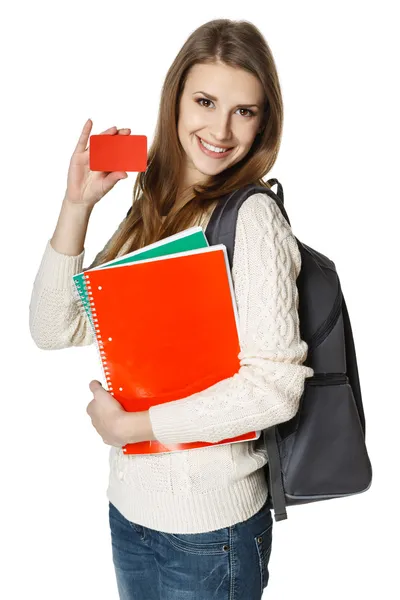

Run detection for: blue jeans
[[109, 498, 273, 599]]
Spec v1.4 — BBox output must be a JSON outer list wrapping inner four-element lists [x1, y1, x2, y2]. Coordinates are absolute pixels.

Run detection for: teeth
[[200, 138, 230, 153]]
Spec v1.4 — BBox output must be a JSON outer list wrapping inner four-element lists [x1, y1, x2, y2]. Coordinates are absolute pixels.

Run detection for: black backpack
[[204, 179, 373, 522]]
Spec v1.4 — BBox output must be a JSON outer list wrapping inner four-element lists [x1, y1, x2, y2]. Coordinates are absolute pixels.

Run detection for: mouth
[[195, 135, 234, 158]]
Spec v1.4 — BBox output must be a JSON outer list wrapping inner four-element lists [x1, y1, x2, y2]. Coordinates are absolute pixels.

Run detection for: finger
[[74, 120, 118, 155], [74, 118, 93, 154], [102, 172, 128, 193], [99, 125, 118, 135], [82, 125, 129, 155], [89, 379, 102, 391]]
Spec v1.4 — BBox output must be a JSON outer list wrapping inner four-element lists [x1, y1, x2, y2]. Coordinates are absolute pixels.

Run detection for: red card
[[89, 134, 147, 172]]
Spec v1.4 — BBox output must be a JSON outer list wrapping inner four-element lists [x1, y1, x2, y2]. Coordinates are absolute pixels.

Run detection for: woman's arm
[[29, 196, 124, 350], [148, 192, 314, 444], [50, 195, 93, 256]]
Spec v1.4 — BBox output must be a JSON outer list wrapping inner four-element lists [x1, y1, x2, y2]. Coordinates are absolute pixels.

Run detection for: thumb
[[89, 379, 103, 393], [103, 172, 128, 192]]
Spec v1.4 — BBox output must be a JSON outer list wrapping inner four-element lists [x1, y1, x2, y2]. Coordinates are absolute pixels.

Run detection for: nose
[[209, 115, 233, 145]]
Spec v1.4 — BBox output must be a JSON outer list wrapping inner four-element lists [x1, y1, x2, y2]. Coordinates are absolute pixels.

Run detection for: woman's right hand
[[64, 119, 131, 209]]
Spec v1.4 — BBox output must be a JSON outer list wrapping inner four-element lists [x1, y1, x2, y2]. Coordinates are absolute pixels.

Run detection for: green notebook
[[73, 226, 209, 328]]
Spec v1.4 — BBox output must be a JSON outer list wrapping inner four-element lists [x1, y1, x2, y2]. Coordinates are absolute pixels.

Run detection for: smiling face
[[177, 62, 265, 191]]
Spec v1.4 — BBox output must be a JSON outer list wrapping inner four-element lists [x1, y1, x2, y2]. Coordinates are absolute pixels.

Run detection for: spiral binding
[[84, 273, 114, 397], [72, 273, 95, 331]]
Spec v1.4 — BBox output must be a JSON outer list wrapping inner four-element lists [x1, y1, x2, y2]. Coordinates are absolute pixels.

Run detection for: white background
[[2, 1, 398, 598]]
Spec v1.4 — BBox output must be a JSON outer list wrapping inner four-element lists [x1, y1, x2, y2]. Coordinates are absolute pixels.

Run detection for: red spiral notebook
[[84, 245, 260, 454]]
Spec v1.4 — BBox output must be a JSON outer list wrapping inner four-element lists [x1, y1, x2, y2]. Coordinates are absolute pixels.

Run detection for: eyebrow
[[192, 91, 261, 109]]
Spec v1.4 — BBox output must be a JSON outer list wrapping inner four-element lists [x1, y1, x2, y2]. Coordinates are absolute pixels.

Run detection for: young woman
[[29, 18, 314, 600]]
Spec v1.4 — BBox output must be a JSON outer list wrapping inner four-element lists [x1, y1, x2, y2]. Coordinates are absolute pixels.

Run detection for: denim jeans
[[109, 498, 273, 599]]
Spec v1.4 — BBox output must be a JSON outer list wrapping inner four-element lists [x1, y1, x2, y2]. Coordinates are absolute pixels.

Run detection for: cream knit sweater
[[29, 192, 314, 534]]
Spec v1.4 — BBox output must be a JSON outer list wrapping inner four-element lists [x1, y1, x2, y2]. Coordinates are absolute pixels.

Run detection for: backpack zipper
[[306, 284, 343, 354], [306, 373, 349, 385]]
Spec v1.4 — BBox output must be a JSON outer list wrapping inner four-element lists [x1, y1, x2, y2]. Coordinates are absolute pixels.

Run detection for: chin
[[193, 162, 222, 177]]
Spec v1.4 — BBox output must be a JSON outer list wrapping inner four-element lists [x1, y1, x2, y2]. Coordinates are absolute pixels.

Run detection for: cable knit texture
[[29, 192, 314, 534]]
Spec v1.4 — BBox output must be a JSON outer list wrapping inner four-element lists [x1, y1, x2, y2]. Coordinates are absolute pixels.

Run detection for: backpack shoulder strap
[[205, 179, 289, 271], [266, 178, 284, 204]]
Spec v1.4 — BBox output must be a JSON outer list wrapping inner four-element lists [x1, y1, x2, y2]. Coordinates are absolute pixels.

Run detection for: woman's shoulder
[[199, 190, 293, 239], [232, 191, 302, 285], [237, 191, 293, 240]]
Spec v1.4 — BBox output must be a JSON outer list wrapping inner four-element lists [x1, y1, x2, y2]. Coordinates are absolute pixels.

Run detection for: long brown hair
[[90, 18, 284, 268]]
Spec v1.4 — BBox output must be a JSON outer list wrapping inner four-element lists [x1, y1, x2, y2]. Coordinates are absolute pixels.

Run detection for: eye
[[196, 97, 255, 118]]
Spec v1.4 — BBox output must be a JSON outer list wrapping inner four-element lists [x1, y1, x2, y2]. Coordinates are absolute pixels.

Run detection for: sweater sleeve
[[29, 218, 126, 350], [148, 192, 315, 444]]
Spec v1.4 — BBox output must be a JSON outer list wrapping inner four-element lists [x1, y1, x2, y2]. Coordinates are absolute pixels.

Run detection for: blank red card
[[89, 134, 147, 172]]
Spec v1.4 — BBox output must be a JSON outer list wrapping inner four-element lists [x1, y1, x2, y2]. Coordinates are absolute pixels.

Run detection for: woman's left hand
[[86, 380, 145, 447]]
